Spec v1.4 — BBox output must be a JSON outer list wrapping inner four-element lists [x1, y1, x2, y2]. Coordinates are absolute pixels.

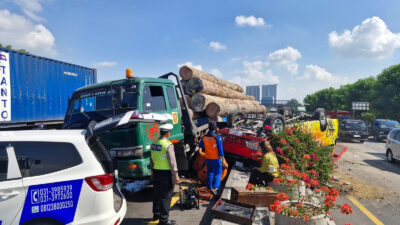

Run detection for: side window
[[142, 86, 167, 112], [0, 148, 7, 181], [166, 86, 178, 109], [12, 142, 82, 178], [395, 131, 400, 141], [390, 130, 398, 139]]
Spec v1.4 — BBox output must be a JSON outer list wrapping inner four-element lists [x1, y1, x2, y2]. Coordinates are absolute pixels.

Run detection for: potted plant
[[265, 127, 353, 224]]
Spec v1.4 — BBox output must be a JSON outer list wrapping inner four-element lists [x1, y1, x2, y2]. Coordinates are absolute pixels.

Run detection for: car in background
[[338, 119, 368, 143], [0, 111, 154, 225], [372, 119, 400, 142], [385, 128, 400, 163]]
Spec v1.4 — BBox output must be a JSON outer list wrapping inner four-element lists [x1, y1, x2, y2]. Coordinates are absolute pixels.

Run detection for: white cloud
[[299, 65, 349, 84], [209, 41, 227, 52], [14, 0, 45, 21], [235, 15, 266, 27], [0, 9, 56, 55], [210, 68, 223, 78], [94, 61, 117, 67], [301, 65, 332, 81], [329, 16, 400, 58], [177, 62, 203, 71], [232, 60, 279, 88], [267, 46, 302, 75]]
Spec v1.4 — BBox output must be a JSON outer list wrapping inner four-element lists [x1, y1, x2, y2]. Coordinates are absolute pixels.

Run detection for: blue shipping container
[[0, 48, 96, 124]]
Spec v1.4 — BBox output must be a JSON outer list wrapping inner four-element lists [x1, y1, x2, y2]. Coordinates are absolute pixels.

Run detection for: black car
[[338, 119, 368, 143]]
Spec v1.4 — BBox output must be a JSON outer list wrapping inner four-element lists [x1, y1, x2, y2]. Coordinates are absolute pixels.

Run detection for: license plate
[[354, 135, 361, 137]]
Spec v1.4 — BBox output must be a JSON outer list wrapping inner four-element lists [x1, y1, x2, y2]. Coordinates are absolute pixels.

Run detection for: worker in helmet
[[150, 123, 180, 225], [199, 121, 225, 195]]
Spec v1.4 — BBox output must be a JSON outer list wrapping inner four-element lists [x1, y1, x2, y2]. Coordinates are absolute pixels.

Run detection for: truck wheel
[[227, 110, 247, 128], [264, 113, 285, 133], [313, 108, 327, 132], [278, 106, 292, 118]]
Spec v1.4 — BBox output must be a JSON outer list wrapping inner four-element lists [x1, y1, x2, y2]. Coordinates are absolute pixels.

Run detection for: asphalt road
[[331, 140, 400, 225], [120, 178, 221, 225]]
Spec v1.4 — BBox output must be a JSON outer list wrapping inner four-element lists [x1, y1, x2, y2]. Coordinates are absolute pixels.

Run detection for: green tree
[[360, 112, 375, 126], [0, 43, 29, 54]]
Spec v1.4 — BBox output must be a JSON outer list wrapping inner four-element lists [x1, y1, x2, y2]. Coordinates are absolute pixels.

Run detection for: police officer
[[199, 121, 225, 195], [151, 123, 180, 225]]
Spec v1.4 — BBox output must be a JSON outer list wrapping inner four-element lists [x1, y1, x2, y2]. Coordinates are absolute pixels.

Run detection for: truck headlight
[[245, 140, 260, 151], [111, 146, 143, 158]]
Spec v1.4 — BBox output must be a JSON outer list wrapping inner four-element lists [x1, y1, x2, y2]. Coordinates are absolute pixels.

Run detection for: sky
[[1, 0, 400, 102]]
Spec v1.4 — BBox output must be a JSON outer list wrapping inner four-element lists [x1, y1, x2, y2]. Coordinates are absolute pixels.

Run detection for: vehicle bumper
[[343, 134, 368, 140], [378, 135, 387, 139], [118, 158, 151, 179]]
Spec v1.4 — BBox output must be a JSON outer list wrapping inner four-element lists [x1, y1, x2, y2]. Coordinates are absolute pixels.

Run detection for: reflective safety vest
[[203, 135, 219, 160], [151, 139, 172, 170]]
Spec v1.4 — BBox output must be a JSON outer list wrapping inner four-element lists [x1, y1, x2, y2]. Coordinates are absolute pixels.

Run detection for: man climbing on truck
[[199, 121, 225, 195]]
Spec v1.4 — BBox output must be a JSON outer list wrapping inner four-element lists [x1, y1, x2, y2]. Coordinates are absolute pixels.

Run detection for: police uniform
[[199, 122, 224, 190], [151, 124, 177, 225]]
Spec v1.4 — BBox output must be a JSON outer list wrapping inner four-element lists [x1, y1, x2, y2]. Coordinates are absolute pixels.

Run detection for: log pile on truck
[[179, 65, 266, 118]]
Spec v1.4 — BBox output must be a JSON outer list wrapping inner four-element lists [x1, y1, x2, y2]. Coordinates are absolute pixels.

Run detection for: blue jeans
[[206, 159, 222, 189]]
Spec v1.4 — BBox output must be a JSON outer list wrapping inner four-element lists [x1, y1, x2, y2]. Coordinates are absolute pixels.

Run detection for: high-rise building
[[261, 84, 278, 105], [246, 85, 260, 102]]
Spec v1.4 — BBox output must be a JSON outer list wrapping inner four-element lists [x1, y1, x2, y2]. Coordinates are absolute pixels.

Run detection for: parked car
[[372, 119, 400, 141], [386, 128, 400, 163], [0, 111, 147, 225], [338, 119, 368, 143]]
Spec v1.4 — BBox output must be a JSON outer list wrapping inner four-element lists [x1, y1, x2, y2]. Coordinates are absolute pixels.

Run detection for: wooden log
[[179, 65, 244, 93], [185, 77, 255, 100], [179, 95, 191, 109], [190, 94, 266, 117]]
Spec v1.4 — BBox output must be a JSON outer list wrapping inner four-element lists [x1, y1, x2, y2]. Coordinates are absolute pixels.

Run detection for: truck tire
[[387, 149, 395, 163], [227, 110, 247, 128], [313, 108, 327, 132], [278, 106, 292, 118], [264, 113, 285, 133]]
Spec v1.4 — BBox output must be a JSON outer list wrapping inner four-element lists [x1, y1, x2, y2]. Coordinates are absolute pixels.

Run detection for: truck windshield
[[345, 121, 367, 130], [69, 92, 138, 114], [380, 121, 399, 128]]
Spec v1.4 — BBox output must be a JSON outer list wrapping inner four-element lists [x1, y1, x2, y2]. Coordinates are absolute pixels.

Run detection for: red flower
[[267, 186, 273, 191], [280, 139, 287, 145], [311, 153, 316, 159], [273, 178, 283, 185], [246, 183, 255, 191], [314, 188, 321, 193], [302, 154, 311, 160], [265, 125, 272, 131], [309, 162, 315, 166], [276, 192, 289, 201], [295, 138, 300, 143], [303, 215, 310, 221], [329, 188, 339, 197], [340, 204, 353, 215]]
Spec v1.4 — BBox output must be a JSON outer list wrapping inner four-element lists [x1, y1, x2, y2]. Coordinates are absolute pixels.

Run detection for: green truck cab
[[64, 72, 206, 180]]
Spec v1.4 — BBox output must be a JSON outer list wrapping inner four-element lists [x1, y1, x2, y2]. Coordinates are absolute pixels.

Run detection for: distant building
[[246, 85, 261, 102], [261, 84, 278, 105]]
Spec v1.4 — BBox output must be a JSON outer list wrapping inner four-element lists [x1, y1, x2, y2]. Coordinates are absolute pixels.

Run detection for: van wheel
[[313, 108, 327, 132], [387, 150, 395, 163], [227, 110, 246, 128], [264, 113, 285, 134]]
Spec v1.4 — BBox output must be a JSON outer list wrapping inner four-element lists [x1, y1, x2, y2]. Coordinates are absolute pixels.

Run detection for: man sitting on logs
[[198, 121, 225, 195], [248, 141, 279, 186]]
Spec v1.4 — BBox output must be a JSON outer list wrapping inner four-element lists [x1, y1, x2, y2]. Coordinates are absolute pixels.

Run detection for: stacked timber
[[179, 65, 266, 118]]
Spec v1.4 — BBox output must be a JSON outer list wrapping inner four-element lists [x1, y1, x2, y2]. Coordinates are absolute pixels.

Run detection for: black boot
[[158, 219, 176, 225]]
